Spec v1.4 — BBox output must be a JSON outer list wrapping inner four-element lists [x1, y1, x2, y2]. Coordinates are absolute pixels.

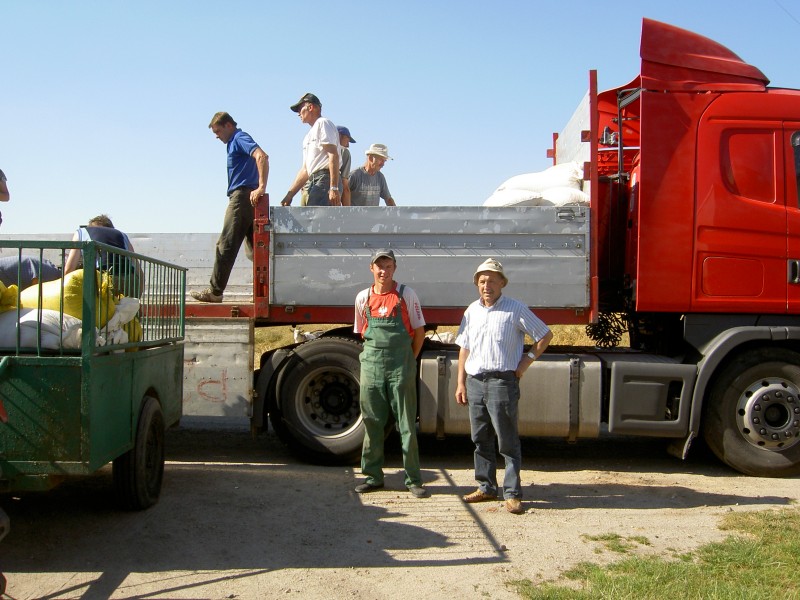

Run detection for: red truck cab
[[594, 19, 800, 318]]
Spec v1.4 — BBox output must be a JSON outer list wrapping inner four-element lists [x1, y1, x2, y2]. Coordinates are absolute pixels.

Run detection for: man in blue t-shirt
[[192, 112, 269, 303]]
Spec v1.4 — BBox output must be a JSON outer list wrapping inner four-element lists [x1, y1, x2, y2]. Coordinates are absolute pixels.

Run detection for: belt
[[228, 185, 255, 197], [308, 169, 330, 183], [470, 370, 517, 381]]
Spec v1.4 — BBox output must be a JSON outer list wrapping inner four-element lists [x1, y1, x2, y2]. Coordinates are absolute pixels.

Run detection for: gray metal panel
[[130, 233, 253, 303], [519, 354, 601, 437], [270, 206, 589, 309], [418, 351, 471, 435], [556, 90, 591, 166], [418, 350, 601, 438], [182, 318, 254, 417]]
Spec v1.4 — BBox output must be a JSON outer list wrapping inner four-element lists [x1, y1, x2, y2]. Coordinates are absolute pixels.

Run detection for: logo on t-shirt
[[378, 305, 389, 317]]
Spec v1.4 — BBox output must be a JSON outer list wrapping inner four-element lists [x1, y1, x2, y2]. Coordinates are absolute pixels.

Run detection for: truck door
[[694, 116, 787, 313], [786, 125, 800, 311]]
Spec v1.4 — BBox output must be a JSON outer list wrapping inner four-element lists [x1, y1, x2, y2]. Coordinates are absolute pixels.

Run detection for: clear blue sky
[[2, 0, 798, 234]]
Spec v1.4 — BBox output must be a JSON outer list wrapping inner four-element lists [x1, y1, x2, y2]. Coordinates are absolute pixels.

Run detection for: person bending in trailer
[[353, 249, 429, 498], [64, 214, 142, 297]]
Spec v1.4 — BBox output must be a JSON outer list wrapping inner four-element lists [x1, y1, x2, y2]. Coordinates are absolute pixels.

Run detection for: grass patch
[[254, 324, 348, 358], [511, 506, 800, 599], [581, 533, 651, 554]]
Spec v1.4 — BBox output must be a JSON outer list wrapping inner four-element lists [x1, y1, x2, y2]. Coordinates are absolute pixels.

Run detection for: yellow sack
[[0, 282, 19, 313], [20, 269, 117, 327], [123, 317, 143, 352]]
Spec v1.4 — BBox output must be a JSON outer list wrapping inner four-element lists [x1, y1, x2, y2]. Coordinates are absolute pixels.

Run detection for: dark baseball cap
[[337, 126, 356, 143], [370, 249, 396, 264], [290, 93, 321, 112]]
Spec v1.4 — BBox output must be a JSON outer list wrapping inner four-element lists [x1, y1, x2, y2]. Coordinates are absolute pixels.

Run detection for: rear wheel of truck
[[703, 348, 800, 477], [272, 337, 365, 464], [113, 396, 165, 510]]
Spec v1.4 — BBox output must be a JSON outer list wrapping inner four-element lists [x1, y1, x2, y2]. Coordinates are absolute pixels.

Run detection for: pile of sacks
[[483, 161, 589, 207], [0, 269, 142, 350]]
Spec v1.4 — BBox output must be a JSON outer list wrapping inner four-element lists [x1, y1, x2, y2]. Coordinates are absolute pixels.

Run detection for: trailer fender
[[687, 326, 800, 438]]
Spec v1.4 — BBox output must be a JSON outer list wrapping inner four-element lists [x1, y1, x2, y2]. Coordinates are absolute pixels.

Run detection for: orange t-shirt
[[360, 286, 414, 337]]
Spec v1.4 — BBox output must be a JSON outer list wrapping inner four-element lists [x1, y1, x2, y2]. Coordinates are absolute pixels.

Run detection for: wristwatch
[[330, 186, 339, 191], [527, 351, 536, 360]]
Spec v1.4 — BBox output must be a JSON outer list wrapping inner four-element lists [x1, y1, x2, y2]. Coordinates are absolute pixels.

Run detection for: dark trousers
[[210, 187, 253, 295]]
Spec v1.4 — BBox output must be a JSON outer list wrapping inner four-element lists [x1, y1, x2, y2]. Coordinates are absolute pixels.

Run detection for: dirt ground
[[2, 418, 800, 600]]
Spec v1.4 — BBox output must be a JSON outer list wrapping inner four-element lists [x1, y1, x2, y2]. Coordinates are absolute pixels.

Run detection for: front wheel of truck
[[703, 348, 800, 477], [272, 337, 365, 464]]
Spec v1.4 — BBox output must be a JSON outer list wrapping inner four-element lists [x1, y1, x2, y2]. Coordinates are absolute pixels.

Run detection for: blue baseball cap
[[337, 126, 356, 143]]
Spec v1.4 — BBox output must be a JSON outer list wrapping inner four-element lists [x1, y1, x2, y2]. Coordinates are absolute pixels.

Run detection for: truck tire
[[113, 396, 165, 510], [274, 337, 365, 464], [703, 348, 800, 477]]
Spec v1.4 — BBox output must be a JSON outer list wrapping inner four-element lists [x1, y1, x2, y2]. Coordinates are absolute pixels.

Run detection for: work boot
[[505, 498, 524, 514], [408, 485, 430, 498], [354, 481, 384, 494], [191, 288, 223, 303]]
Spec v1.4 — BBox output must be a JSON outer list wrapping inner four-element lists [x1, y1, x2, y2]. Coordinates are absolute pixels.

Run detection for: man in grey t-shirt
[[348, 143, 397, 207]]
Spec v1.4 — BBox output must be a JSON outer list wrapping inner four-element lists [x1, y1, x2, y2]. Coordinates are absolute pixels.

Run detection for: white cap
[[365, 143, 392, 160]]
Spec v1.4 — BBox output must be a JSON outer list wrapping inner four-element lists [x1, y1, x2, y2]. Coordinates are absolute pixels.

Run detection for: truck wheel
[[703, 348, 800, 477], [275, 337, 364, 464], [113, 396, 165, 510]]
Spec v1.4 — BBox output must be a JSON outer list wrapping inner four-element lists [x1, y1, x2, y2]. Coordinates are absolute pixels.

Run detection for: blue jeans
[[467, 374, 522, 499], [307, 169, 331, 206]]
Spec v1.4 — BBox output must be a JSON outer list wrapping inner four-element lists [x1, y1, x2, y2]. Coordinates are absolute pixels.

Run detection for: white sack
[[541, 186, 590, 206], [98, 297, 140, 349], [0, 297, 140, 351], [0, 308, 84, 349], [426, 331, 457, 343], [102, 297, 139, 332], [483, 189, 545, 207], [494, 161, 583, 194]]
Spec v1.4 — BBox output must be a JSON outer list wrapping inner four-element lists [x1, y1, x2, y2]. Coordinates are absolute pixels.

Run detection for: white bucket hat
[[366, 143, 392, 160], [473, 258, 508, 285]]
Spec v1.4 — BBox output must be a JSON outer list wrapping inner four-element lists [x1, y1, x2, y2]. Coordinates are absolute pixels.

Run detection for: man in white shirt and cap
[[281, 93, 341, 207]]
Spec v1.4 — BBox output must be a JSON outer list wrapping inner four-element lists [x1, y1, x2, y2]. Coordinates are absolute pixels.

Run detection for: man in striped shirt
[[455, 258, 553, 514]]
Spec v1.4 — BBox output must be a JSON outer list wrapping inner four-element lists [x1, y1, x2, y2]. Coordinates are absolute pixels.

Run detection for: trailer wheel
[[113, 396, 165, 510], [703, 348, 800, 477], [274, 337, 365, 464]]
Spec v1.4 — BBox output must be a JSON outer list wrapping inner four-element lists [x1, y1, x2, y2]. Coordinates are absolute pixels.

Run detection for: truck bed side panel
[[270, 206, 590, 310]]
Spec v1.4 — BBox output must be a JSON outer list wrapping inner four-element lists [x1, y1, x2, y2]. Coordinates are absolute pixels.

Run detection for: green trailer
[[0, 240, 185, 510]]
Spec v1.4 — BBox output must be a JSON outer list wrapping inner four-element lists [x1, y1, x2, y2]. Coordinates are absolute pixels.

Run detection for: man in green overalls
[[353, 249, 429, 498]]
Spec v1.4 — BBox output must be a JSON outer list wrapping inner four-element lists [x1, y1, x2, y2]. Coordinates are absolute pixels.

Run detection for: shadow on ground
[[1, 423, 792, 599]]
